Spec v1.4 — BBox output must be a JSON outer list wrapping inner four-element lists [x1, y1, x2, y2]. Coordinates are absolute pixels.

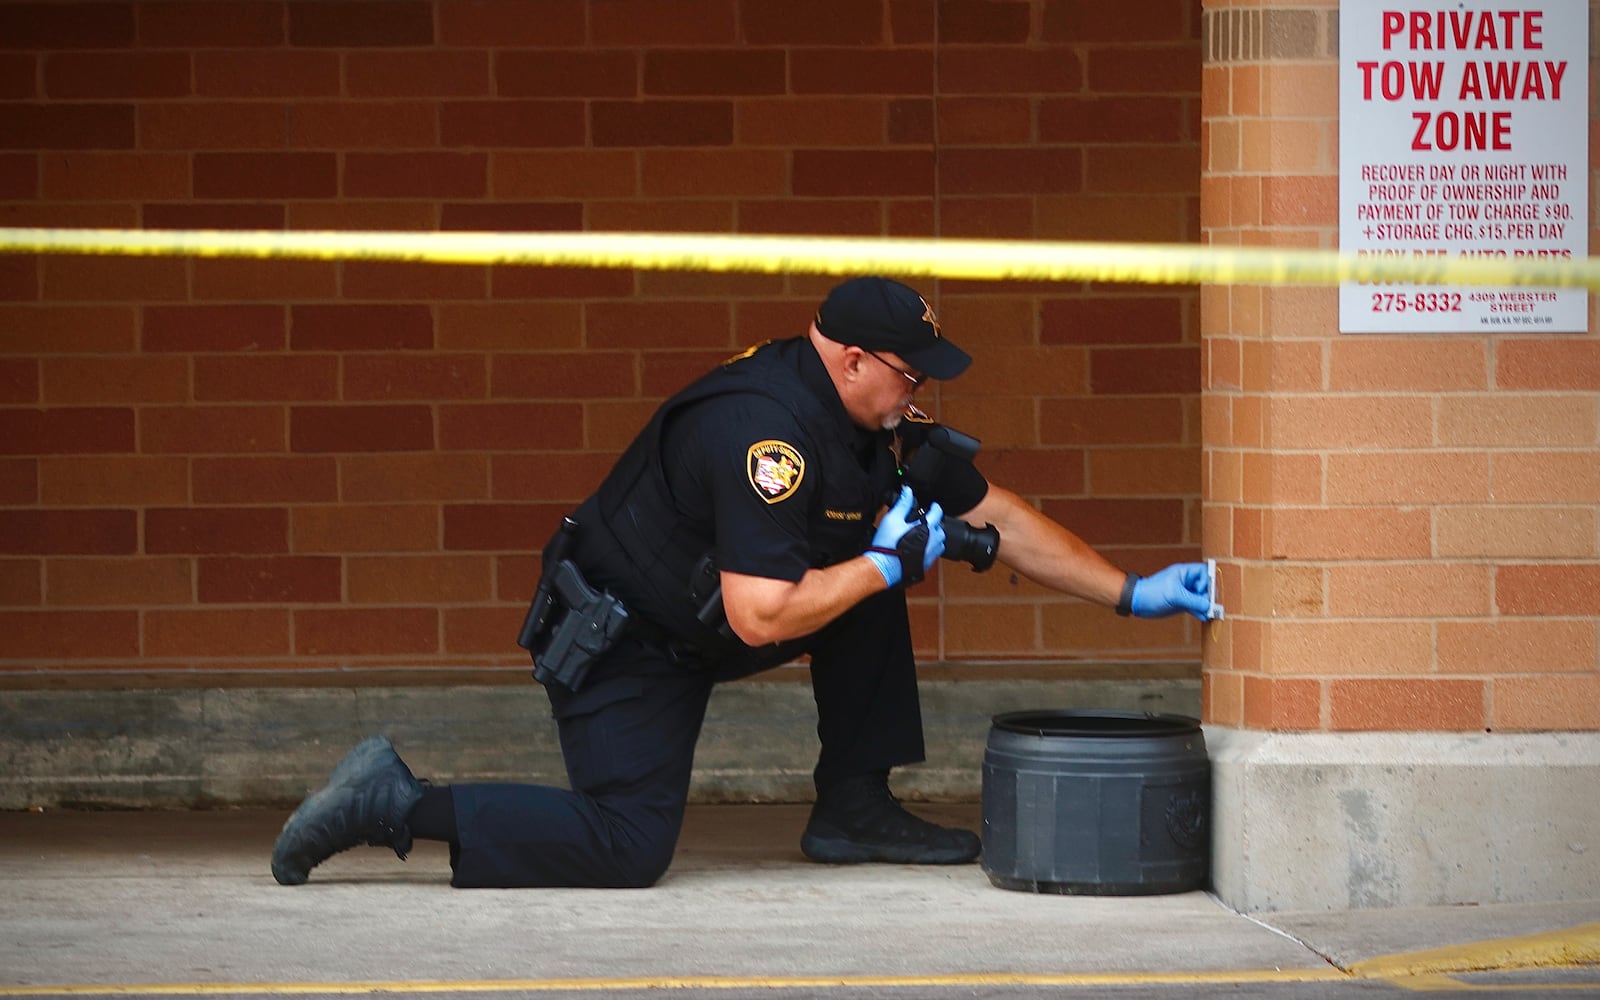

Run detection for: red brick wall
[[1201, 0, 1600, 732], [0, 0, 1203, 678]]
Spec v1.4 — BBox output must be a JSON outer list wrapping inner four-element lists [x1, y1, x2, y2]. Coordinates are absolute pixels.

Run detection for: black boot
[[271, 736, 425, 886], [800, 772, 980, 865]]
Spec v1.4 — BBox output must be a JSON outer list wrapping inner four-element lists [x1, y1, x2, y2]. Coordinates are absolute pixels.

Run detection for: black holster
[[517, 517, 630, 692]]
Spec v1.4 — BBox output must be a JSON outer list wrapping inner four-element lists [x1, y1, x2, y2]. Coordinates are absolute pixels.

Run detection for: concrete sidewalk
[[1, 805, 1597, 994]]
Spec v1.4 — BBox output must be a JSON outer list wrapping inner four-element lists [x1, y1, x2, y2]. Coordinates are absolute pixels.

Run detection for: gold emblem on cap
[[920, 297, 942, 338]]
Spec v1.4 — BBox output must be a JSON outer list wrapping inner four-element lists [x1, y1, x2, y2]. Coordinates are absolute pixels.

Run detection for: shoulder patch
[[746, 439, 805, 504]]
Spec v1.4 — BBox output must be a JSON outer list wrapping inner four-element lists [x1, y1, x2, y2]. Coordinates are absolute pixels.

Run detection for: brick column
[[1200, 0, 1600, 911]]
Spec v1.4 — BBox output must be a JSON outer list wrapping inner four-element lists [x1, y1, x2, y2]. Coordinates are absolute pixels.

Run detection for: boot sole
[[800, 830, 979, 866]]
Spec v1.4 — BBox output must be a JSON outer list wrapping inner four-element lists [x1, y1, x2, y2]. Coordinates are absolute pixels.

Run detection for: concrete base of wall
[[0, 670, 1198, 810], [1207, 729, 1600, 913], [11, 677, 1600, 913]]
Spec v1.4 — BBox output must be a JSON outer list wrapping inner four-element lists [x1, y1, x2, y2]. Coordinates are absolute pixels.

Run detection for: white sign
[[1339, 0, 1588, 332]]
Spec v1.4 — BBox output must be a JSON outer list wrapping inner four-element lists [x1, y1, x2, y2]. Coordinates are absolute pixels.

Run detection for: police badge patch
[[746, 439, 805, 504]]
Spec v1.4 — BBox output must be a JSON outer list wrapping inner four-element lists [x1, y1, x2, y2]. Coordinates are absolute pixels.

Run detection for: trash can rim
[[989, 708, 1202, 738]]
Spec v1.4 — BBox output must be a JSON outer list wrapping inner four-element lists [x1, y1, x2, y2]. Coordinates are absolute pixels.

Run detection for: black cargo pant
[[445, 587, 925, 888]]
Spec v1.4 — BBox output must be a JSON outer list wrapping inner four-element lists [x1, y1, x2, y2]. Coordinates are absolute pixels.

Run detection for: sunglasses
[[864, 349, 928, 389]]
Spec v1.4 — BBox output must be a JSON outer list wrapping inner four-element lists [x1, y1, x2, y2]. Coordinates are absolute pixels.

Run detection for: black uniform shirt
[[660, 338, 988, 585]]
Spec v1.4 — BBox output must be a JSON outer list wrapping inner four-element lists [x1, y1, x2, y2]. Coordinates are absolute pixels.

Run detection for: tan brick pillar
[[1200, 0, 1600, 911]]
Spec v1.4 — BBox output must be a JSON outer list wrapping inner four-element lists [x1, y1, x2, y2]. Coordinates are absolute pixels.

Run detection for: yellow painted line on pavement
[[6, 921, 1599, 998], [1351, 920, 1600, 980], [2, 226, 1600, 289], [9, 923, 1600, 996], [9, 921, 1600, 992], [0, 968, 1350, 996], [1385, 973, 1600, 992]]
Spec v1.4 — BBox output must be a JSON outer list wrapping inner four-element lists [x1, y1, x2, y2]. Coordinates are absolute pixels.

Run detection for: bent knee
[[603, 840, 674, 888]]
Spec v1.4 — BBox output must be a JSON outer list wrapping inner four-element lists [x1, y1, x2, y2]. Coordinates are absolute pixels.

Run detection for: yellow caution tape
[[0, 226, 1597, 289]]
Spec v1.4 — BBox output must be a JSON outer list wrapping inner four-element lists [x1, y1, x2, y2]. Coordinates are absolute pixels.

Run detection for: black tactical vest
[[570, 338, 898, 664]]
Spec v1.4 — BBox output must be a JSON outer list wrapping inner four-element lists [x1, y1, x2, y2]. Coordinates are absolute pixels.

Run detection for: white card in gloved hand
[[1206, 558, 1225, 621]]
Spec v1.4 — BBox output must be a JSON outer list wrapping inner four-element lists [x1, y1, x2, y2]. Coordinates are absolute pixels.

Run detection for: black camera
[[900, 425, 1000, 572]]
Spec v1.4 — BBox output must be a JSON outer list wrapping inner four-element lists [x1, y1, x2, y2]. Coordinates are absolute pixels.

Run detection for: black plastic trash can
[[981, 709, 1210, 895]]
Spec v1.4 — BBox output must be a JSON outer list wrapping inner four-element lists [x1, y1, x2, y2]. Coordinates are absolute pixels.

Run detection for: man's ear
[[840, 346, 866, 382]]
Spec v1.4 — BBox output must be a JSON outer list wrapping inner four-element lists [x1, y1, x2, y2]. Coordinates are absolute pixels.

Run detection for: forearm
[[968, 485, 1128, 608], [720, 558, 889, 647]]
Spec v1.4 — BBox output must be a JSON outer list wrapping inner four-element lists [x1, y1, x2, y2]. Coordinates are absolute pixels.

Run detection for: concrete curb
[[1349, 921, 1600, 978]]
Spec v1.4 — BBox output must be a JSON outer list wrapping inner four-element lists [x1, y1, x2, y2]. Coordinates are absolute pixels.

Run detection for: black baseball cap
[[814, 276, 972, 381]]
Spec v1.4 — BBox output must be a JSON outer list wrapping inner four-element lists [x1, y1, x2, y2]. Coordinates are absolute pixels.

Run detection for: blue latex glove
[[864, 485, 947, 587], [1130, 563, 1216, 621]]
